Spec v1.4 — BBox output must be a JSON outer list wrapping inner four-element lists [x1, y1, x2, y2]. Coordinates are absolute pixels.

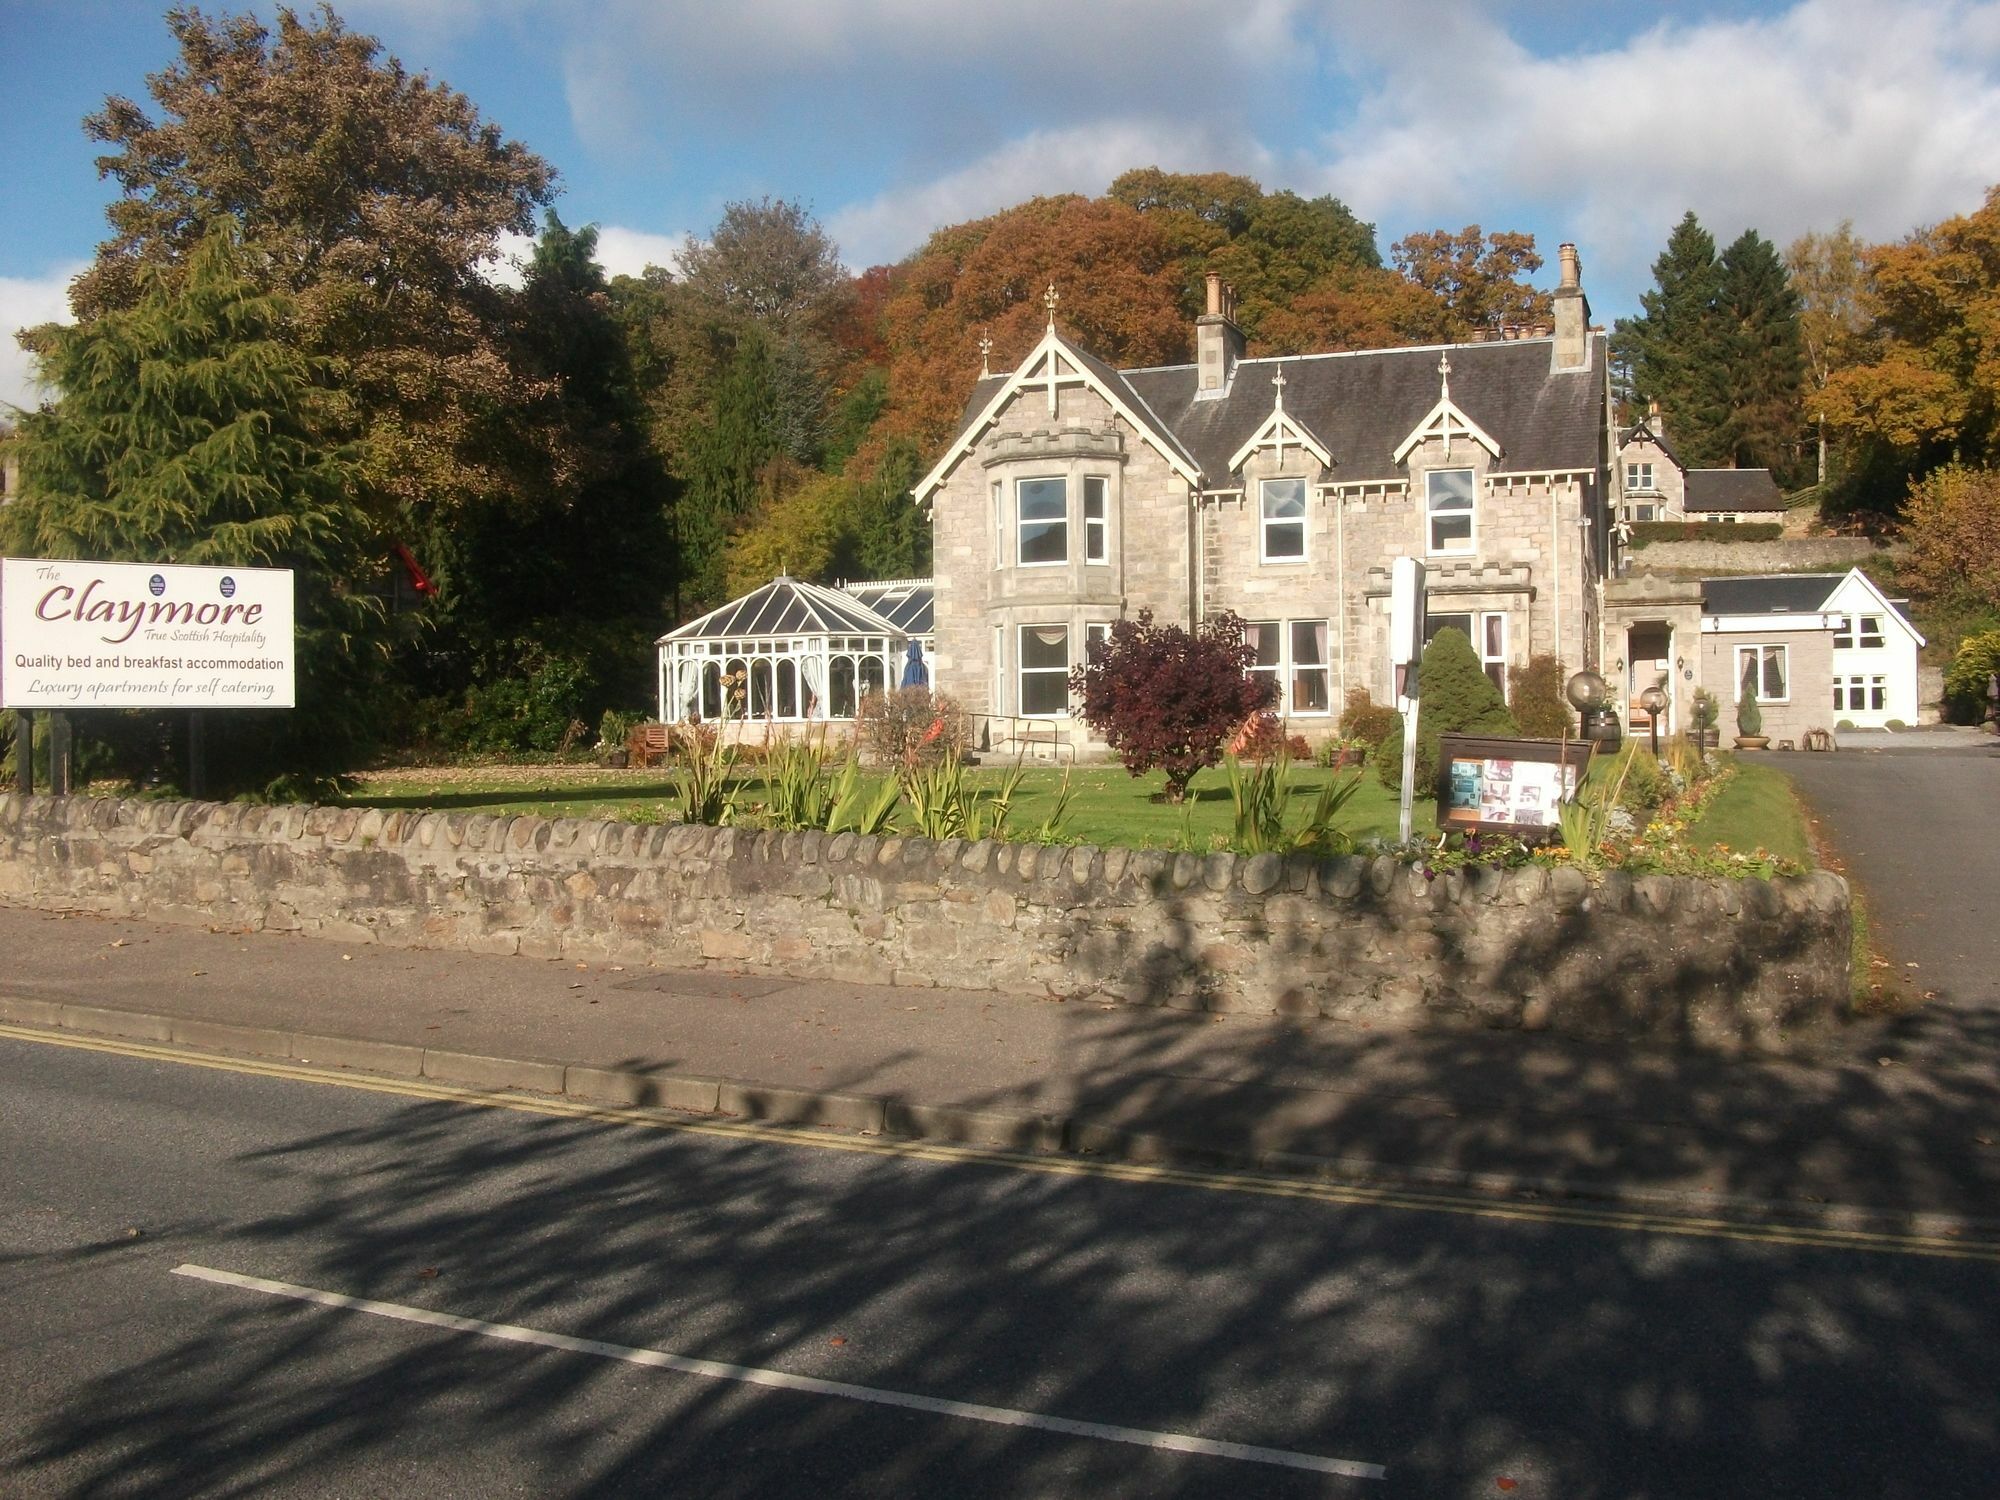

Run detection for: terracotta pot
[[1734, 736, 1769, 750]]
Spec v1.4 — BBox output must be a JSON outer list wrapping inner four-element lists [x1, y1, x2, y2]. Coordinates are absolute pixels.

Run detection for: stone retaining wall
[[1627, 538, 1894, 573], [0, 794, 1852, 1047]]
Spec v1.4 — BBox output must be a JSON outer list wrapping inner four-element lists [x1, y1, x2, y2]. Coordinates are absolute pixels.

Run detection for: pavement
[[5, 883, 2000, 1232]]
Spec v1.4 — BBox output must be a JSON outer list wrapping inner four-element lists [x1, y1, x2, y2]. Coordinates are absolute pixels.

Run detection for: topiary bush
[[1377, 628, 1519, 796], [1506, 654, 1573, 738]]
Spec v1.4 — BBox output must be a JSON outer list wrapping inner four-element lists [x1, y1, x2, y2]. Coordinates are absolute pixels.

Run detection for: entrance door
[[1626, 624, 1674, 735]]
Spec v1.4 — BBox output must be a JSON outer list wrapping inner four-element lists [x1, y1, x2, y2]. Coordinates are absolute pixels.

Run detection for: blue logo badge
[[148, 574, 166, 597], [220, 576, 237, 599]]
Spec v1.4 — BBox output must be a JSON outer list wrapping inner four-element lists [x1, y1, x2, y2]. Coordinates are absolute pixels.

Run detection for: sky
[[4, 0, 2000, 412]]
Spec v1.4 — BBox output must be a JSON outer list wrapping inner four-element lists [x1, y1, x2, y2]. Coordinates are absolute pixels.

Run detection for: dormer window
[[1017, 477, 1067, 566], [1260, 478, 1307, 563], [1426, 468, 1476, 555]]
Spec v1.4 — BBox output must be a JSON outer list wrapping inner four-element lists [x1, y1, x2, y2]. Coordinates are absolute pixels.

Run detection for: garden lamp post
[[1639, 684, 1668, 757], [1565, 670, 1618, 751]]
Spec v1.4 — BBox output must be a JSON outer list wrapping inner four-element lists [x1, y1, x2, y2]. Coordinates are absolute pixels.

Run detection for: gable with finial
[[1391, 353, 1502, 465], [1227, 363, 1333, 473], [912, 283, 1202, 505]]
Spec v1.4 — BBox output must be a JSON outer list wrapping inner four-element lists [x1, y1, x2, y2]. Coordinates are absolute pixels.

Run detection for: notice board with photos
[[1434, 734, 1592, 837]]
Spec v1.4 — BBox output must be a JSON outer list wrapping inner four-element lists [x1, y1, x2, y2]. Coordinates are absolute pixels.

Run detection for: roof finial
[[1438, 351, 1452, 403], [1272, 363, 1287, 410], [1043, 281, 1060, 331], [978, 329, 993, 377]]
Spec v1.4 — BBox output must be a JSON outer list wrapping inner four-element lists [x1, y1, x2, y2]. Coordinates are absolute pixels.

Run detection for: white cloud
[[593, 225, 687, 279], [1313, 0, 2000, 305], [0, 266, 83, 416], [829, 120, 1273, 268]]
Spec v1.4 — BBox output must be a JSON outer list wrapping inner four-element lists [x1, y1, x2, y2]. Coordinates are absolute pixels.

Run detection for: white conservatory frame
[[655, 577, 931, 725]]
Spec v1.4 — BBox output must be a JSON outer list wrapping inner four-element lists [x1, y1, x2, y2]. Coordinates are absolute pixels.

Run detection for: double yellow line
[[5, 1020, 1996, 1266]]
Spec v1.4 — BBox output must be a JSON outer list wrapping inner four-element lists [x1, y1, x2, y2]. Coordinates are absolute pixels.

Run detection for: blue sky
[[6, 0, 2000, 409]]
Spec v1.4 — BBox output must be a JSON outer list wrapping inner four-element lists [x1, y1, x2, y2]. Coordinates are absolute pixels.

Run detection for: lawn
[[340, 759, 1438, 847], [339, 751, 1810, 862], [1685, 759, 1813, 863]]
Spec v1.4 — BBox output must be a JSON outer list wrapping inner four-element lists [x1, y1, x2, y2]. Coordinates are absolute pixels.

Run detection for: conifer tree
[[5, 226, 387, 789], [1717, 230, 1805, 477], [1614, 212, 1733, 467], [1376, 628, 1518, 797]]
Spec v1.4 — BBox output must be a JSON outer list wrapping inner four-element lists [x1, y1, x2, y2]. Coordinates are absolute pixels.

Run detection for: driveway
[[1781, 742, 2000, 1013]]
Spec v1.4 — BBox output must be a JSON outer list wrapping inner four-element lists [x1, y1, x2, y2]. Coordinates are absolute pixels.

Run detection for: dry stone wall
[[0, 794, 1851, 1047]]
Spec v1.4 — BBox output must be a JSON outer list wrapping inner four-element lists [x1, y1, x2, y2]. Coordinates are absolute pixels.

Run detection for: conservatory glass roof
[[658, 576, 906, 644]]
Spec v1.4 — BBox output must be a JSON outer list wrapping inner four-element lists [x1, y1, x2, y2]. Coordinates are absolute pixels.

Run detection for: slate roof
[[1700, 574, 1842, 616], [1684, 468, 1785, 512], [1619, 418, 1682, 469], [950, 334, 1605, 486], [659, 577, 906, 644], [843, 580, 935, 635]]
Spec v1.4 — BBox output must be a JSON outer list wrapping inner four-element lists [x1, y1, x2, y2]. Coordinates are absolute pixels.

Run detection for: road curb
[[4, 990, 1997, 1243]]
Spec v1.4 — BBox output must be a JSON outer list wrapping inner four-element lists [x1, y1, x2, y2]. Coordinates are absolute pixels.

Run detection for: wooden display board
[[1434, 734, 1592, 837]]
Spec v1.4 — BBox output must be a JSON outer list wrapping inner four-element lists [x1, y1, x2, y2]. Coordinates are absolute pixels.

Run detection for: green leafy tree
[[70, 4, 559, 522], [1390, 226, 1552, 337], [676, 332, 788, 611], [5, 227, 387, 789], [1377, 629, 1518, 796]]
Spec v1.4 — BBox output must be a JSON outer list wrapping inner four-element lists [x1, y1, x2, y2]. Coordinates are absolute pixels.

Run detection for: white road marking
[[173, 1262, 1385, 1481]]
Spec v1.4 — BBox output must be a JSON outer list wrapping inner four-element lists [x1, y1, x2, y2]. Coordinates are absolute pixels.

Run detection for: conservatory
[[655, 576, 935, 726]]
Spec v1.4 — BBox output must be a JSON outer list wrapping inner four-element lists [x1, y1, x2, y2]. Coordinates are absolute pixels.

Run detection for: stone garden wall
[[0, 794, 1851, 1047]]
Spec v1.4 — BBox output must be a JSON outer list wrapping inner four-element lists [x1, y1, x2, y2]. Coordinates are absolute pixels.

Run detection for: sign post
[[2, 559, 296, 796], [1388, 556, 1427, 844]]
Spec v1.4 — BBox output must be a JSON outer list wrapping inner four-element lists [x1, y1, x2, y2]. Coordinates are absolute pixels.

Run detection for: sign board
[[1434, 733, 1591, 836], [1388, 555, 1427, 666], [2, 558, 295, 709]]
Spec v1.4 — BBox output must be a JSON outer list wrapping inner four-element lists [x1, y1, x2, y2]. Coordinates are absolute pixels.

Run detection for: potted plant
[[1734, 679, 1768, 750], [1690, 687, 1720, 750]]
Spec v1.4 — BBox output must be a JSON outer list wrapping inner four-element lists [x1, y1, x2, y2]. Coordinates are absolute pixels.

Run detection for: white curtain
[[676, 657, 701, 721], [799, 647, 828, 720]]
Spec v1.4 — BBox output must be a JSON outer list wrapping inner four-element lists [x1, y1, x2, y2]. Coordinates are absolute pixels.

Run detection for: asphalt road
[[1783, 743, 2000, 1011], [4, 1034, 1999, 1498]]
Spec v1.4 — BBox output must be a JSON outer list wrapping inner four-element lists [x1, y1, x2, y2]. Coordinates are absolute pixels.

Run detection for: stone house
[[912, 246, 1616, 754], [1602, 567, 1924, 742], [1618, 411, 1785, 525]]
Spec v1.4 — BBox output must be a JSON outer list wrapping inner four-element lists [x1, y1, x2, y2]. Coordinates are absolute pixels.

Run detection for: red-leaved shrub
[[1069, 609, 1275, 801]]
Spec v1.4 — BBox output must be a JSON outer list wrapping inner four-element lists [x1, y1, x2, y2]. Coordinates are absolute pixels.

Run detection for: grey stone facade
[[916, 251, 1615, 752]]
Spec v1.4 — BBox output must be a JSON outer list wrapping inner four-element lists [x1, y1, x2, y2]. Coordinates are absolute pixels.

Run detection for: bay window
[[1017, 477, 1067, 566], [1018, 625, 1070, 716]]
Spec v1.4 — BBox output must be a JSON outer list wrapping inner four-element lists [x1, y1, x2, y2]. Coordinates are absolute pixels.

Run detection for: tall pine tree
[[6, 226, 388, 790], [1717, 229, 1805, 477], [1614, 212, 1734, 467]]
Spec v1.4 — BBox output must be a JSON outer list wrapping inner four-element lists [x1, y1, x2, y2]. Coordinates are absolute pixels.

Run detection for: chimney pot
[[1558, 242, 1580, 291], [1205, 273, 1222, 316]]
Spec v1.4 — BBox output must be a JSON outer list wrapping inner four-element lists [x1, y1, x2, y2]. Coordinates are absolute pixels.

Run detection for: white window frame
[[990, 480, 1004, 569], [1017, 623, 1071, 718], [1858, 614, 1885, 648], [991, 622, 1005, 714], [1242, 618, 1334, 717], [1084, 475, 1109, 564], [1425, 467, 1476, 557], [1084, 621, 1112, 657], [1016, 476, 1068, 568], [1733, 643, 1790, 704], [1836, 674, 1888, 713], [1625, 461, 1655, 493], [1259, 477, 1308, 564]]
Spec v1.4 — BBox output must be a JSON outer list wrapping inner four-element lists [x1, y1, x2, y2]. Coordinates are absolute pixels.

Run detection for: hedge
[[1628, 521, 1784, 547]]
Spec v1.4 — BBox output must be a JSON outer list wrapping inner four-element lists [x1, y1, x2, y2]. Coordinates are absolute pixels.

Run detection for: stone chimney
[[1645, 398, 1665, 441], [1196, 272, 1246, 395], [1551, 242, 1589, 372]]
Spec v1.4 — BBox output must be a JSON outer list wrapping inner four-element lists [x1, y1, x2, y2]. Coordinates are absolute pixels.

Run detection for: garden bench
[[628, 723, 674, 769]]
